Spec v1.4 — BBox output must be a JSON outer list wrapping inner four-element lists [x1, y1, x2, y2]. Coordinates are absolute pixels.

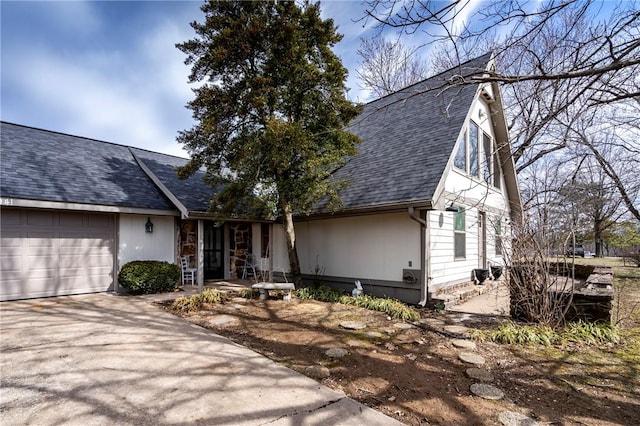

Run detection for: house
[[0, 123, 285, 301], [0, 53, 521, 304], [292, 53, 522, 304]]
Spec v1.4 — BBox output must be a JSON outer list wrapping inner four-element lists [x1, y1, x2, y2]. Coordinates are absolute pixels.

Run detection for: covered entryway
[[0, 208, 116, 301]]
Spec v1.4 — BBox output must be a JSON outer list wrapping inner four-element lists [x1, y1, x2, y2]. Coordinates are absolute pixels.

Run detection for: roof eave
[[296, 200, 434, 221]]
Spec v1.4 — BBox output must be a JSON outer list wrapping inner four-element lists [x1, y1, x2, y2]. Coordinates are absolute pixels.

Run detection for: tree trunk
[[280, 200, 302, 286], [594, 219, 603, 257]]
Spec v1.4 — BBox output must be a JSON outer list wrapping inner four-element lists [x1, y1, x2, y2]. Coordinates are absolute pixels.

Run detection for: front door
[[204, 222, 224, 279]]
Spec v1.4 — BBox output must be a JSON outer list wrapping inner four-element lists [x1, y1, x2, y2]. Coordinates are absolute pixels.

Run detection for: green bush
[[118, 260, 180, 295]]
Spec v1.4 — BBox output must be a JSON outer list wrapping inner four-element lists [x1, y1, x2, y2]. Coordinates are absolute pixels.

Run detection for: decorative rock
[[325, 348, 348, 358], [470, 383, 504, 400], [451, 339, 476, 350], [443, 325, 470, 335], [498, 410, 538, 426], [466, 367, 494, 382], [393, 322, 415, 329], [208, 315, 240, 327], [340, 321, 367, 330], [458, 352, 486, 365], [364, 331, 384, 339], [305, 365, 330, 379]]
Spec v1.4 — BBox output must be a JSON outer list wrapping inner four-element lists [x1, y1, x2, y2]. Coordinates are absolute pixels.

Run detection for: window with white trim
[[454, 130, 467, 171], [469, 123, 479, 178], [454, 207, 466, 259], [454, 121, 502, 189]]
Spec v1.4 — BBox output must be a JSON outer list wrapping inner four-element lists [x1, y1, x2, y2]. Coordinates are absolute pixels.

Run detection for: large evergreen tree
[[176, 0, 361, 284]]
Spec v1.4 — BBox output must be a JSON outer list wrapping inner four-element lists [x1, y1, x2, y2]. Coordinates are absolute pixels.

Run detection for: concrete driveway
[[0, 294, 402, 425]]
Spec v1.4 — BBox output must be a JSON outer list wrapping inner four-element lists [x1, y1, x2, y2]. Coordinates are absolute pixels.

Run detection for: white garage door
[[1, 208, 116, 301]]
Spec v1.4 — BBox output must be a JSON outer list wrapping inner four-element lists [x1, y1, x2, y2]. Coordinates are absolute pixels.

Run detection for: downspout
[[408, 207, 430, 307]]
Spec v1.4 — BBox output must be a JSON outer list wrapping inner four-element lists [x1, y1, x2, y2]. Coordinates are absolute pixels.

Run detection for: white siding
[[118, 214, 175, 268], [271, 224, 290, 272], [296, 212, 420, 281], [429, 208, 480, 288]]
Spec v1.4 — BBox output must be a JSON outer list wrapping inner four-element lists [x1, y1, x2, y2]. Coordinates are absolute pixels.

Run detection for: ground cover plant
[[162, 258, 639, 425]]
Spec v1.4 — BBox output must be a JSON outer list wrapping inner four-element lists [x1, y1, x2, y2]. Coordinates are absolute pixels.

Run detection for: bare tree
[[362, 0, 639, 164], [356, 36, 428, 97]]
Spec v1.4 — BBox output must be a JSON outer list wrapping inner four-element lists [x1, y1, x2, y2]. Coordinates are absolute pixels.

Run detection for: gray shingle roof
[[130, 148, 215, 213], [319, 53, 492, 212], [0, 122, 214, 212]]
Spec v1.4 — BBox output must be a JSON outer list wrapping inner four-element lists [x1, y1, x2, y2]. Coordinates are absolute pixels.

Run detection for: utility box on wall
[[402, 269, 421, 285]]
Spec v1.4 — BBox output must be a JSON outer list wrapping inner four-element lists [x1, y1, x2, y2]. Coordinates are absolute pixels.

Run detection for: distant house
[[0, 53, 521, 303]]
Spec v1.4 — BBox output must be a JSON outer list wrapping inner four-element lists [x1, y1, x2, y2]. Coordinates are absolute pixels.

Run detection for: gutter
[[408, 206, 430, 307]]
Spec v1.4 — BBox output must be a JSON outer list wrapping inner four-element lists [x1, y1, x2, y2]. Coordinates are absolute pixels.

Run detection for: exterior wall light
[[145, 217, 154, 233], [445, 203, 460, 212]]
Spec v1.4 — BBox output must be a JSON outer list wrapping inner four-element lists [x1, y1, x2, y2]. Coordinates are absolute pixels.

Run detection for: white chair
[[181, 256, 197, 286]]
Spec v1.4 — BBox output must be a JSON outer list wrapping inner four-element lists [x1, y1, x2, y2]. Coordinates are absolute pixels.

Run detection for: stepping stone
[[208, 315, 240, 327], [364, 331, 384, 339], [458, 352, 486, 365], [325, 348, 348, 358], [340, 321, 367, 330], [470, 383, 504, 400], [466, 367, 494, 382], [305, 365, 330, 379], [452, 339, 476, 350], [498, 410, 538, 426], [450, 313, 472, 323], [393, 322, 415, 329], [422, 318, 445, 327], [443, 325, 470, 335]]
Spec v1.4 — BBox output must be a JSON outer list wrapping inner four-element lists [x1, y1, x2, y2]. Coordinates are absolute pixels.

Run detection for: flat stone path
[[443, 325, 470, 335], [452, 339, 476, 350], [340, 321, 367, 330], [458, 351, 486, 365], [498, 410, 539, 426], [325, 348, 348, 358], [466, 367, 494, 382], [440, 313, 538, 425], [470, 383, 505, 400]]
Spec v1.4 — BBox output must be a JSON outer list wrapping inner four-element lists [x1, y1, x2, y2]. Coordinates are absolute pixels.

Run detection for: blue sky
[[1, 1, 398, 157]]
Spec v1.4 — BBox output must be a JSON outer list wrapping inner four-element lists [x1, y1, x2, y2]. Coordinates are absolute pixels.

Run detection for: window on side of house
[[469, 122, 479, 178], [454, 207, 466, 259], [454, 130, 467, 171], [482, 131, 493, 183], [493, 146, 502, 189]]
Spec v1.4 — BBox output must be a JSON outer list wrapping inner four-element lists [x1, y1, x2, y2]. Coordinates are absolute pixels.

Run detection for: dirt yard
[[160, 272, 640, 426]]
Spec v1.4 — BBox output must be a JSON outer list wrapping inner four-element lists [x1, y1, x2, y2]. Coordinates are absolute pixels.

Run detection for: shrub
[[239, 288, 260, 299], [118, 260, 180, 295], [171, 288, 227, 312], [296, 286, 344, 302]]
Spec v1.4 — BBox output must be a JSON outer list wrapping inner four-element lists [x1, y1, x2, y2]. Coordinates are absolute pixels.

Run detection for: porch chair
[[180, 256, 197, 286]]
